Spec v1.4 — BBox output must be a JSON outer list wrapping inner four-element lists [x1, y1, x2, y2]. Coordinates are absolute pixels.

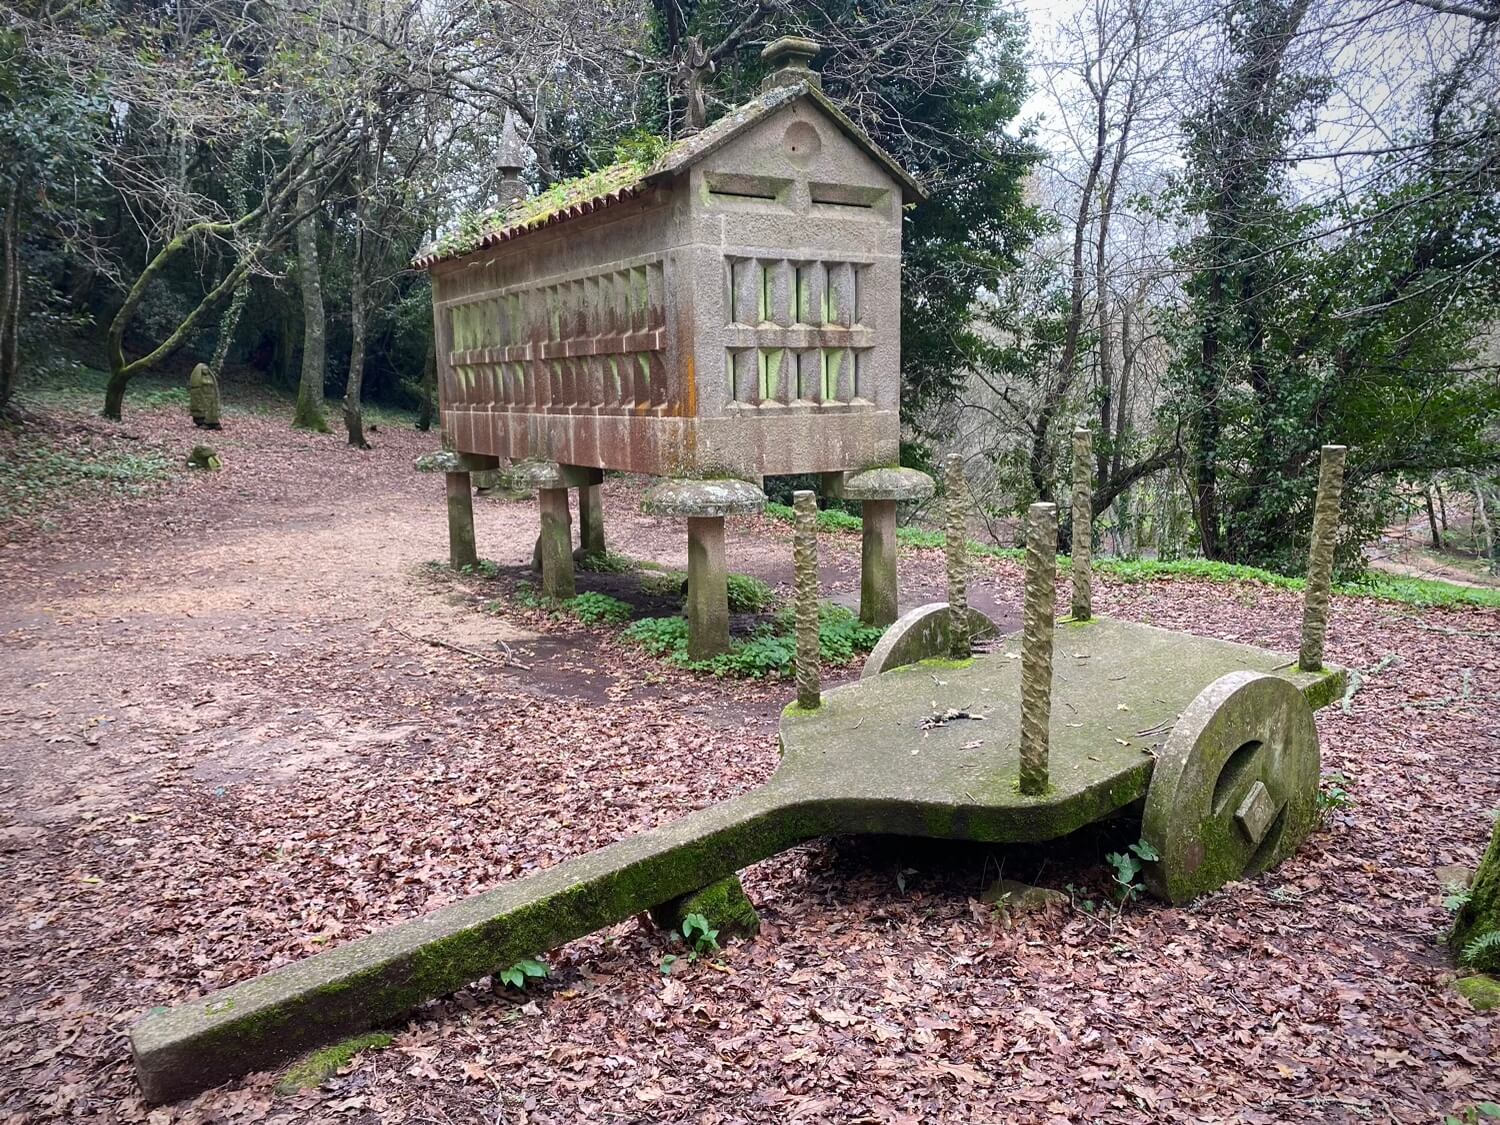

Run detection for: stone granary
[[414, 36, 930, 654]]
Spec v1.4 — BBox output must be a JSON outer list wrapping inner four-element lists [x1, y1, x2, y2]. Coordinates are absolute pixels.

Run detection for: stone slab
[[842, 467, 935, 502]]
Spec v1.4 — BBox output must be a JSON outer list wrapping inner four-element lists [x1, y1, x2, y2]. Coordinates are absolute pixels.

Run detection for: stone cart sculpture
[[129, 443, 1351, 1104], [413, 36, 930, 655]]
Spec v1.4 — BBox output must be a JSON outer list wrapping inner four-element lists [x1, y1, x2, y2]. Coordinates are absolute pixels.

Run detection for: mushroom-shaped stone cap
[[843, 467, 936, 502], [506, 459, 567, 489], [642, 478, 767, 519], [414, 450, 463, 473]]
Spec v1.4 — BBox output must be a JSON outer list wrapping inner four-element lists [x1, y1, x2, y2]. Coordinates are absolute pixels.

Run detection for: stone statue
[[188, 363, 222, 429]]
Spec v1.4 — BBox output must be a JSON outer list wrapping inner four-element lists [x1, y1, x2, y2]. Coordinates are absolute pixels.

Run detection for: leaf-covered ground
[[2, 403, 1497, 1123]]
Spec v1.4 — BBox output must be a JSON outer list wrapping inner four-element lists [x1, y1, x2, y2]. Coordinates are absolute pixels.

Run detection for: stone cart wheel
[[1141, 671, 1320, 904]]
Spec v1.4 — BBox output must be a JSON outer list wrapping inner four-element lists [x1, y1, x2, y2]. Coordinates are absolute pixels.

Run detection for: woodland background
[[3, 0, 1499, 575]]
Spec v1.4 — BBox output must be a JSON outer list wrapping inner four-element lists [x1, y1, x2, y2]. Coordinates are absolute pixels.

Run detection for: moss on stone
[[916, 657, 974, 670], [275, 1031, 394, 1094], [649, 874, 761, 940], [1454, 973, 1500, 1011], [782, 701, 821, 717], [1452, 819, 1500, 973]]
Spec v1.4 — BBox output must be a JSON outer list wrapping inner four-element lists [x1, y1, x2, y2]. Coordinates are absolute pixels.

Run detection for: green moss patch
[[275, 1031, 394, 1094], [1454, 974, 1500, 1011], [649, 874, 760, 940], [1452, 820, 1500, 973]]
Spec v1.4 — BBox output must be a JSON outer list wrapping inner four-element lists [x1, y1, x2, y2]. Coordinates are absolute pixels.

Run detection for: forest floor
[[2, 396, 1499, 1124]]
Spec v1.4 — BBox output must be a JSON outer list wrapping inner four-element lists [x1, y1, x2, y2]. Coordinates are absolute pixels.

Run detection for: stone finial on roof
[[496, 110, 529, 173], [496, 110, 530, 208], [761, 35, 821, 92]]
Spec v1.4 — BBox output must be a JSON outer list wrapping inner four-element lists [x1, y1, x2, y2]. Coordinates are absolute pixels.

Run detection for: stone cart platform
[[130, 616, 1342, 1103]]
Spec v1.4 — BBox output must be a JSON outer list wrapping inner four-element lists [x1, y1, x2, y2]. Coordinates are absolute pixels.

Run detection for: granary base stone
[[649, 874, 761, 940], [129, 616, 1343, 1104]]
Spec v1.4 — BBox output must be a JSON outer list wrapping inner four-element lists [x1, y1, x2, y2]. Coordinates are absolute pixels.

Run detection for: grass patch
[[577, 550, 637, 574], [0, 428, 176, 527], [623, 603, 883, 679], [765, 502, 864, 534]]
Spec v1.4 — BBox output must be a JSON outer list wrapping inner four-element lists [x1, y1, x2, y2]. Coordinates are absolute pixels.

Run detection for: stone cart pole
[[944, 453, 969, 659], [642, 479, 767, 659], [841, 468, 936, 627], [793, 490, 821, 710], [1298, 444, 1347, 672], [1019, 502, 1057, 796], [1070, 428, 1093, 620]]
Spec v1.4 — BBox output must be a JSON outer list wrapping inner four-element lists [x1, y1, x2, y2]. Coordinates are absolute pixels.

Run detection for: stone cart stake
[[944, 454, 969, 659], [793, 490, 821, 709], [1019, 502, 1058, 796], [1298, 444, 1347, 672], [1070, 428, 1092, 620]]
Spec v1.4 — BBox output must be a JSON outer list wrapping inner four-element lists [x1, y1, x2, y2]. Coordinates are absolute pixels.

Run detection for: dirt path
[[2, 404, 1498, 1124]]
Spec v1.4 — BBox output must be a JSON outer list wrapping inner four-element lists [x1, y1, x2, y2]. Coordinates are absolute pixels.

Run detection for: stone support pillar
[[642, 478, 768, 660], [576, 469, 607, 559], [792, 490, 821, 709], [686, 517, 729, 659], [445, 471, 477, 571], [538, 488, 576, 599], [1298, 444, 1347, 672], [1019, 502, 1057, 796], [841, 467, 935, 629]]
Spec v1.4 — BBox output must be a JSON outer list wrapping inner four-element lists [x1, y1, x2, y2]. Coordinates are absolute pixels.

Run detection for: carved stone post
[[793, 490, 821, 709], [1019, 502, 1057, 796], [1071, 428, 1093, 621], [446, 472, 477, 571], [1298, 444, 1347, 672], [944, 453, 969, 659]]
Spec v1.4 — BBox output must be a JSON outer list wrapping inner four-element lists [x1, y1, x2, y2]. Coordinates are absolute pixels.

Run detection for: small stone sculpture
[[188, 363, 222, 429]]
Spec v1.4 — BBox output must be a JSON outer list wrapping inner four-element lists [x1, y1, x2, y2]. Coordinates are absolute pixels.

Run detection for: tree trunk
[[1425, 489, 1443, 550], [415, 334, 436, 431], [344, 168, 370, 448], [293, 170, 329, 433], [1471, 474, 1496, 575], [0, 179, 21, 417]]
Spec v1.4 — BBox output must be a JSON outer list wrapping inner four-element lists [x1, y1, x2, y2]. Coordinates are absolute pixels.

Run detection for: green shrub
[[623, 604, 883, 679], [577, 550, 636, 574], [563, 592, 633, 626], [895, 526, 945, 549], [726, 573, 774, 612]]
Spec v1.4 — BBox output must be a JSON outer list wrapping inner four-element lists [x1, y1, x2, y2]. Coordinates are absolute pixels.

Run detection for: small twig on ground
[[388, 624, 532, 671]]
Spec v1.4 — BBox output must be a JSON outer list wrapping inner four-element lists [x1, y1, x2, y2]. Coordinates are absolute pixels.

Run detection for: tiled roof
[[414, 83, 923, 269]]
